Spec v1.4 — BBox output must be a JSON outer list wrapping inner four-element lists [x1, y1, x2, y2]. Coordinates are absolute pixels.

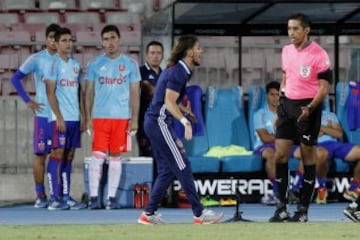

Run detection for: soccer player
[[10, 23, 61, 208], [270, 13, 332, 222], [45, 27, 86, 210], [137, 41, 164, 157], [253, 81, 280, 205], [292, 110, 360, 204], [85, 25, 140, 210], [137, 35, 223, 225]]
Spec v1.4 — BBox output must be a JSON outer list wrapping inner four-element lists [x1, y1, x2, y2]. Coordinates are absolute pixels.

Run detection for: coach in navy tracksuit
[[137, 35, 223, 225]]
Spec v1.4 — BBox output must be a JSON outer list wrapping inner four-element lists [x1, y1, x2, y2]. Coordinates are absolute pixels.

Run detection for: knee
[[274, 150, 289, 164], [50, 149, 63, 160], [316, 148, 328, 165]]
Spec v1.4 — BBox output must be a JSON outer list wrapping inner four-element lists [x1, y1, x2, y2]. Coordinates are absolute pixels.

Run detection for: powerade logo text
[[98, 76, 126, 85], [173, 177, 351, 196]]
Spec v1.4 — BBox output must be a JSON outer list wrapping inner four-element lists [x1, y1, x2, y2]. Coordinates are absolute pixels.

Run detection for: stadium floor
[[0, 202, 352, 225]]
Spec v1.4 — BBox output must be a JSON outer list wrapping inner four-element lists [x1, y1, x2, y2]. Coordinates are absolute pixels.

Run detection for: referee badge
[[300, 66, 311, 78]]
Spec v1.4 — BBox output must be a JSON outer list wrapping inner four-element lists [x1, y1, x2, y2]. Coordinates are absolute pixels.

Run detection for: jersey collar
[[178, 60, 191, 75]]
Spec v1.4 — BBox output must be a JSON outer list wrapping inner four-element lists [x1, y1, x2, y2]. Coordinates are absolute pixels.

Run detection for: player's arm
[[46, 80, 65, 132], [280, 72, 286, 94], [85, 80, 94, 132], [256, 129, 276, 144], [178, 98, 197, 123], [79, 80, 86, 132], [11, 70, 43, 113], [129, 81, 140, 132], [298, 79, 330, 123], [165, 89, 192, 140], [320, 121, 343, 140], [306, 79, 330, 110]]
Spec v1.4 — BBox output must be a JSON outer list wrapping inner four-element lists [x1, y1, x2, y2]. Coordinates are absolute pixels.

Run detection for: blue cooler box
[[83, 157, 153, 208]]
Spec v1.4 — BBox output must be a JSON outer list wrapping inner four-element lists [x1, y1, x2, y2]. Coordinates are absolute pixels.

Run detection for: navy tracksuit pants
[[144, 115, 203, 217]]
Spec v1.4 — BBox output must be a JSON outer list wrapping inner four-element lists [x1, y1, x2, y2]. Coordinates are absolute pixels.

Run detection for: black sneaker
[[269, 207, 290, 222], [344, 206, 360, 222], [106, 197, 121, 210], [289, 211, 308, 222], [89, 197, 101, 210]]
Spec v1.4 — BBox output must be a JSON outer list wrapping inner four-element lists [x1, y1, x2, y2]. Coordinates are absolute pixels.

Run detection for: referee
[[270, 13, 332, 222]]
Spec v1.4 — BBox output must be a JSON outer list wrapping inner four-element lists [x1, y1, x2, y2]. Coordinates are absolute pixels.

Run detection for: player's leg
[[269, 139, 293, 222], [46, 121, 69, 210], [88, 119, 108, 209], [261, 147, 279, 204], [60, 121, 86, 209], [104, 119, 129, 209], [314, 146, 329, 204], [270, 97, 298, 222], [344, 194, 360, 222], [339, 144, 360, 201], [32, 116, 51, 208], [290, 101, 321, 222], [138, 122, 175, 225]]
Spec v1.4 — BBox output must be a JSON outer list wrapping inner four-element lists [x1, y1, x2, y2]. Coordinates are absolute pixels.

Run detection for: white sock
[[89, 152, 105, 198], [107, 157, 122, 199]]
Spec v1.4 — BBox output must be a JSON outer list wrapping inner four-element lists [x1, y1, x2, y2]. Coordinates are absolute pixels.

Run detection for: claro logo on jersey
[[98, 76, 127, 85], [60, 79, 78, 87]]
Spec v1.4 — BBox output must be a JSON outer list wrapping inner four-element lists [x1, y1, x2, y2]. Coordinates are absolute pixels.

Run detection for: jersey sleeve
[[329, 112, 339, 124], [85, 61, 96, 82], [19, 54, 37, 75], [166, 70, 185, 93], [254, 109, 265, 130], [129, 59, 141, 83], [281, 46, 288, 72], [316, 49, 331, 73], [44, 58, 58, 82]]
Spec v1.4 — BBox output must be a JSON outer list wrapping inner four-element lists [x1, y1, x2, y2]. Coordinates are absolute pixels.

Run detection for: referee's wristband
[[180, 117, 189, 126]]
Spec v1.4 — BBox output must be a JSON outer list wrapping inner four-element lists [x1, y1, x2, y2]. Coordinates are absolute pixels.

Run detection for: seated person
[[253, 81, 280, 204], [292, 109, 360, 204]]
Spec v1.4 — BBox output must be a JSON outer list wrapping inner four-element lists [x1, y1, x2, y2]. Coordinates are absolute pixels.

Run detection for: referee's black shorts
[[275, 97, 322, 146]]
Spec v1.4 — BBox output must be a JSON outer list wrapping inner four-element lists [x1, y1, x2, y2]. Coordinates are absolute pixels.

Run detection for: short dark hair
[[101, 24, 120, 38], [45, 23, 61, 37], [146, 41, 164, 53], [54, 27, 72, 42], [266, 81, 280, 93], [288, 13, 311, 29]]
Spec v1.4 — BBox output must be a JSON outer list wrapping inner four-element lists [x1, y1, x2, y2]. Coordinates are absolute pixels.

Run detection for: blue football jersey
[[19, 49, 56, 117], [45, 54, 81, 121], [85, 54, 141, 119]]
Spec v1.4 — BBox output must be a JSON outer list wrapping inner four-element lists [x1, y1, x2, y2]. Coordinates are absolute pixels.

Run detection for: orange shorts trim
[[92, 119, 129, 154]]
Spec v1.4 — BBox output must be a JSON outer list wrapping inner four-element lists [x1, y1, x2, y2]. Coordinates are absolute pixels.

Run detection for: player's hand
[[184, 122, 193, 141], [187, 111, 197, 123], [297, 106, 311, 123], [128, 119, 138, 135], [56, 117, 66, 133], [27, 100, 44, 114], [85, 118, 93, 136]]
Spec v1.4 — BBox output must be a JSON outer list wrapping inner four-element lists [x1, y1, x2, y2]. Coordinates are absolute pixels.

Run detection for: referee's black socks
[[300, 164, 316, 210], [275, 163, 289, 207]]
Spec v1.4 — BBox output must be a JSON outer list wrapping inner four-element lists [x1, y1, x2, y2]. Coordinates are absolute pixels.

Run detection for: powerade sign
[[173, 177, 352, 201]]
